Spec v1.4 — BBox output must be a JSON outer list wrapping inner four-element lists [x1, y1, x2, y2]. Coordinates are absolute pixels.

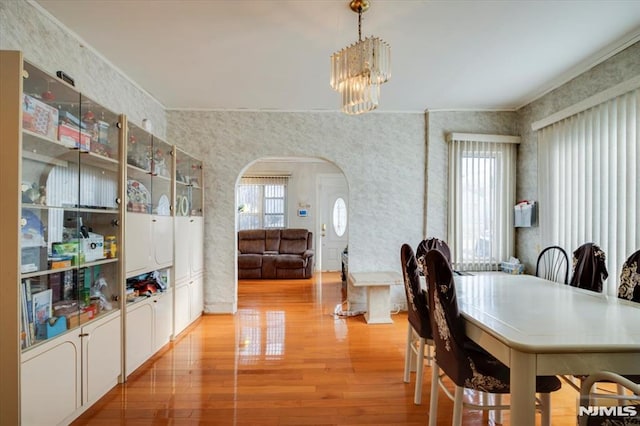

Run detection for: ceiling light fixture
[[330, 0, 390, 115]]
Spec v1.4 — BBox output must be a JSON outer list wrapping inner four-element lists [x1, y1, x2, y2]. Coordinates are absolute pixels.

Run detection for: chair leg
[[414, 337, 425, 405], [426, 341, 433, 367], [539, 392, 551, 426], [428, 362, 440, 426], [403, 323, 413, 383], [452, 385, 464, 426]]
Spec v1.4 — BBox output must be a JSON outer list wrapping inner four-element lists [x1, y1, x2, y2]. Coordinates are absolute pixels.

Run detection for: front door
[[317, 174, 348, 271]]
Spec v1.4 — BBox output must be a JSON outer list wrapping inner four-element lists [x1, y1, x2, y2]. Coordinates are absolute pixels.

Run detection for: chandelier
[[330, 0, 391, 115]]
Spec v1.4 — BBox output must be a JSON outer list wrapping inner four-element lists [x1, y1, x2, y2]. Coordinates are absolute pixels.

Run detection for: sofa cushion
[[279, 229, 309, 254], [265, 229, 281, 252], [237, 254, 263, 268], [275, 254, 306, 269], [238, 230, 266, 254]]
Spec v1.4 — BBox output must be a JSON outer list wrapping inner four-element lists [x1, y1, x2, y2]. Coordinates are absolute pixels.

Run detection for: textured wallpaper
[[168, 111, 426, 312], [0, 0, 166, 138]]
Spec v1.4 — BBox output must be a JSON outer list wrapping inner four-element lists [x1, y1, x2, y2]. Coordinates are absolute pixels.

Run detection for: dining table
[[454, 273, 640, 426]]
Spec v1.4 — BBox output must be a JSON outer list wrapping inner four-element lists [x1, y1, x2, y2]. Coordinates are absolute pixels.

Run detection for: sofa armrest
[[302, 250, 314, 260]]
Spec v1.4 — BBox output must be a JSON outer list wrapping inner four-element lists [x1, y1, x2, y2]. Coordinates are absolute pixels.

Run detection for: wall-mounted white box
[[515, 201, 537, 227]]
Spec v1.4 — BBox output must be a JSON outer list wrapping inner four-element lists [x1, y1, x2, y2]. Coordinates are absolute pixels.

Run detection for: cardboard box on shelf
[[58, 123, 91, 150], [22, 94, 58, 140]]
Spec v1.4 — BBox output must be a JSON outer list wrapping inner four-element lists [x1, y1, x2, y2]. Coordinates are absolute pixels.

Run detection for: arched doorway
[[234, 157, 349, 287]]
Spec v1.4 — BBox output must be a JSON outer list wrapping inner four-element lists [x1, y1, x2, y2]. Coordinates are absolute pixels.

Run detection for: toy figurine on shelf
[[91, 276, 113, 311]]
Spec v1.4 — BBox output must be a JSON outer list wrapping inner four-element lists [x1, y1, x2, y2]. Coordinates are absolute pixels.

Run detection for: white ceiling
[[35, 0, 640, 113]]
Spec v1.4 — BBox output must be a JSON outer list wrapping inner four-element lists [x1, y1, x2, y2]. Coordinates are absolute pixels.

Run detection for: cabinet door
[[153, 291, 173, 352], [189, 217, 204, 276], [21, 335, 82, 426], [174, 282, 190, 336], [190, 275, 204, 323], [174, 216, 190, 284], [83, 312, 121, 404], [125, 301, 153, 376], [125, 212, 151, 277], [152, 215, 173, 268]]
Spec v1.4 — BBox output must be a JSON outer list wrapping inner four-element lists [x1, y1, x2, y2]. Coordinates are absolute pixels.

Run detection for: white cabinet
[[21, 312, 121, 425], [190, 275, 204, 323], [174, 283, 191, 336], [125, 291, 173, 376], [152, 215, 174, 268], [125, 122, 174, 278], [174, 216, 204, 337], [21, 334, 81, 426], [125, 299, 154, 376], [125, 213, 174, 277], [82, 313, 122, 404], [153, 289, 173, 353], [2, 52, 124, 426], [125, 212, 152, 276]]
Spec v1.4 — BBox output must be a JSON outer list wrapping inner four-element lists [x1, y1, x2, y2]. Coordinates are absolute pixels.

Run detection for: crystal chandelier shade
[[331, 36, 390, 114], [330, 1, 391, 115]]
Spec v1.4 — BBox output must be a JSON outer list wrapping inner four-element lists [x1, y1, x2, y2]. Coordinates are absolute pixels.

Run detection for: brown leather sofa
[[238, 229, 314, 279]]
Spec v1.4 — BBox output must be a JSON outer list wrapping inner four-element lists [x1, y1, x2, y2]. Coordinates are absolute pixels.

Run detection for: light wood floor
[[72, 272, 581, 425]]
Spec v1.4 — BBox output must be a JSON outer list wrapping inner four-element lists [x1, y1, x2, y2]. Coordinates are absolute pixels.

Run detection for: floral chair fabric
[[416, 237, 451, 276], [424, 249, 562, 394], [570, 243, 608, 293], [400, 244, 431, 340], [619, 249, 640, 303]]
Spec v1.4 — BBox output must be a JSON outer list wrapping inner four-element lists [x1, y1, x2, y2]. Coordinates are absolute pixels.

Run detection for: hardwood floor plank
[[72, 272, 581, 425]]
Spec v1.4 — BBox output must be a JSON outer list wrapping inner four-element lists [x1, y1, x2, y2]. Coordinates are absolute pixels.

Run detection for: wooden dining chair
[[535, 245, 569, 284], [423, 249, 562, 426], [400, 243, 433, 405], [578, 371, 640, 426]]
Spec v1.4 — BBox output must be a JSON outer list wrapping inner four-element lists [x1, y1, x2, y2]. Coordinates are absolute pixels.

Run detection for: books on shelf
[[32, 288, 52, 341]]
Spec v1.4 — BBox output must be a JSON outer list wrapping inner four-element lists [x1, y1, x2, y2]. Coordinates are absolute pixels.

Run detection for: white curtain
[[448, 134, 518, 271], [538, 88, 639, 296]]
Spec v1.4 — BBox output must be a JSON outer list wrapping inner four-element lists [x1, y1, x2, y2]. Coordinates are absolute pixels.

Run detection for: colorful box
[[22, 94, 59, 140], [76, 232, 105, 262], [89, 120, 112, 157], [58, 123, 91, 151], [500, 262, 525, 274]]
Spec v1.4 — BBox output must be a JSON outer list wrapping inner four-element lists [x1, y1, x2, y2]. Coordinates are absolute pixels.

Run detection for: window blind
[[448, 133, 519, 271], [538, 88, 639, 295], [237, 176, 289, 230]]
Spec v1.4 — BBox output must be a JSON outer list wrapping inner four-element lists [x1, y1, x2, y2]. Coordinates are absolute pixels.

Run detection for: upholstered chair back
[[619, 249, 640, 303], [416, 238, 451, 275], [425, 249, 472, 387], [400, 244, 431, 339], [570, 242, 608, 292]]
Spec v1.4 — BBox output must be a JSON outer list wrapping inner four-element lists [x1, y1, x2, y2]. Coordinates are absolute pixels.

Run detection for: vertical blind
[[538, 88, 639, 295], [448, 133, 519, 271]]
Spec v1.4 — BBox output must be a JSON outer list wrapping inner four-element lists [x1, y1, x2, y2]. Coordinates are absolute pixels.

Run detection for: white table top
[[454, 274, 640, 353], [348, 271, 402, 287]]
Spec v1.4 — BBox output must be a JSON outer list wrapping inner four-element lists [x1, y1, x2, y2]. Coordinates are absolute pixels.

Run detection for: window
[[237, 176, 288, 230], [448, 133, 519, 271], [332, 197, 347, 237], [537, 86, 639, 295]]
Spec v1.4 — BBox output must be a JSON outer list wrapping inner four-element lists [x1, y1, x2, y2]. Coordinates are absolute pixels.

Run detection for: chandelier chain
[[358, 7, 363, 41]]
